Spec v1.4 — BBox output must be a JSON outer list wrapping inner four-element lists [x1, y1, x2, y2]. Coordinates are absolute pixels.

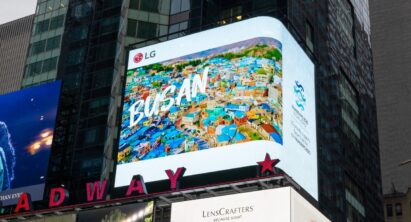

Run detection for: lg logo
[[133, 50, 156, 63]]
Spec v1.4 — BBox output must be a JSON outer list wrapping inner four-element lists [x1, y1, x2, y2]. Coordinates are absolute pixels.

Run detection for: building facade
[[0, 0, 382, 221], [384, 188, 411, 222], [0, 15, 34, 94], [370, 1, 411, 221], [370, 0, 411, 196]]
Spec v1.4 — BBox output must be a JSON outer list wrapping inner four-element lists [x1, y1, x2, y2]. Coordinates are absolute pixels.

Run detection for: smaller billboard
[[77, 201, 154, 222], [0, 81, 61, 206], [171, 187, 330, 222]]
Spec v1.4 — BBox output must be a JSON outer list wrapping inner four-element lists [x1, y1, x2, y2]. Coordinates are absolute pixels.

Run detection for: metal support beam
[[230, 184, 243, 193], [258, 180, 270, 189], [158, 196, 172, 204], [205, 188, 218, 196]]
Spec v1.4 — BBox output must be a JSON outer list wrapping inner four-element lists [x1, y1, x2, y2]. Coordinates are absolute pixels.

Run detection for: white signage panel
[[171, 187, 330, 222]]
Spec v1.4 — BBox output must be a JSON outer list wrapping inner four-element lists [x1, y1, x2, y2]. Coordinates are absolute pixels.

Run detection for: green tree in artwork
[[152, 81, 162, 88], [151, 63, 163, 71], [264, 48, 282, 61], [257, 68, 266, 75], [223, 53, 236, 60]]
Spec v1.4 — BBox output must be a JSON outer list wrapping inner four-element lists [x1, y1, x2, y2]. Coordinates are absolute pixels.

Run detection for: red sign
[[11, 154, 280, 213]]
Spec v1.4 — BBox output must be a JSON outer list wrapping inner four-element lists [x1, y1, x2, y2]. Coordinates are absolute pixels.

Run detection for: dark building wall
[[326, 0, 382, 220], [370, 0, 411, 195], [45, 0, 123, 203], [284, 0, 382, 220], [113, 1, 383, 221], [0, 15, 34, 94]]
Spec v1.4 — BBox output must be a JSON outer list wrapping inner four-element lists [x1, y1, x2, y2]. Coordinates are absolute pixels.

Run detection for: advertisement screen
[[0, 81, 61, 206], [170, 187, 329, 222], [77, 201, 154, 222], [117, 17, 317, 199]]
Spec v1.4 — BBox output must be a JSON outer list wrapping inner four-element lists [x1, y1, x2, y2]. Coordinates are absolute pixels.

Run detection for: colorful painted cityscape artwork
[[119, 37, 283, 164]]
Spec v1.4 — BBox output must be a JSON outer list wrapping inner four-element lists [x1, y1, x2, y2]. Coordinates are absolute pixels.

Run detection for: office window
[[63, 72, 81, 90], [37, 2, 47, 14], [305, 20, 314, 52], [103, 0, 121, 8], [339, 72, 360, 140], [137, 21, 157, 39], [83, 128, 97, 144], [67, 48, 86, 65], [53, 0, 62, 10], [70, 25, 89, 41], [127, 19, 137, 37], [171, 0, 190, 14], [96, 42, 116, 61], [46, 36, 61, 51], [218, 6, 242, 25], [129, 0, 139, 9], [395, 203, 402, 216], [93, 69, 113, 88], [72, 2, 92, 18], [46, 0, 55, 11], [31, 40, 47, 55], [35, 19, 50, 34], [141, 0, 160, 12], [49, 15, 65, 30], [81, 158, 102, 169], [386, 204, 393, 217], [89, 97, 110, 114], [28, 61, 43, 76], [336, 0, 356, 55], [42, 57, 58, 72], [345, 176, 365, 218], [100, 16, 119, 34], [168, 21, 187, 39]]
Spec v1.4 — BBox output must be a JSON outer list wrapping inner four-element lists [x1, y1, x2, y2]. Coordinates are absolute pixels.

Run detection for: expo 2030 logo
[[133, 53, 144, 63], [294, 81, 306, 111]]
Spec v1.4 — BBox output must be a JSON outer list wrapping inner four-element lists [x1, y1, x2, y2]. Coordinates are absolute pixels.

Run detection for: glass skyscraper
[[22, 0, 68, 88]]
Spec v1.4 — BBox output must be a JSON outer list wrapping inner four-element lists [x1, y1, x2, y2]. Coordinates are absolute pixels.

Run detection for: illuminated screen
[[116, 17, 317, 199], [77, 201, 154, 222], [0, 81, 61, 206]]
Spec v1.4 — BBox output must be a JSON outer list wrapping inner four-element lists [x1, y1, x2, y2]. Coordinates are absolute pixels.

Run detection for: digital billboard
[[171, 187, 330, 222], [116, 17, 317, 199], [77, 201, 154, 222], [0, 81, 61, 206]]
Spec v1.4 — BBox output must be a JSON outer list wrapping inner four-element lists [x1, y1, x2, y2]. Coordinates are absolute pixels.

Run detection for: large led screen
[[0, 81, 61, 206], [117, 17, 317, 199]]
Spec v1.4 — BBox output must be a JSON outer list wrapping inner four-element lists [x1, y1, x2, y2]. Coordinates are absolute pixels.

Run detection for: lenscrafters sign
[[171, 187, 330, 222]]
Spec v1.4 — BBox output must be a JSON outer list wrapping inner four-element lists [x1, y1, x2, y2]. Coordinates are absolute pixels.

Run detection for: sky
[[0, 0, 37, 25]]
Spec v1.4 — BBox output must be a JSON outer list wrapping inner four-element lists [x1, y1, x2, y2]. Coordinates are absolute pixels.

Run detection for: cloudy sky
[[0, 0, 37, 24]]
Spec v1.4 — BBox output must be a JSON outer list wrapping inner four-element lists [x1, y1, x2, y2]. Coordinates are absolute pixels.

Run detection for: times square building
[[0, 0, 382, 221]]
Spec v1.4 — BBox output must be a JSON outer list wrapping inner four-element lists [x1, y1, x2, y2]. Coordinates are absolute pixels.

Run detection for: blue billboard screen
[[0, 81, 61, 206]]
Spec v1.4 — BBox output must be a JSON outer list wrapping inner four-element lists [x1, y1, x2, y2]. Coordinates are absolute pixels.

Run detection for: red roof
[[261, 124, 277, 133]]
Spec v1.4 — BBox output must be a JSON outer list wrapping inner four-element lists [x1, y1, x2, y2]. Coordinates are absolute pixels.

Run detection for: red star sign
[[257, 153, 280, 174]]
